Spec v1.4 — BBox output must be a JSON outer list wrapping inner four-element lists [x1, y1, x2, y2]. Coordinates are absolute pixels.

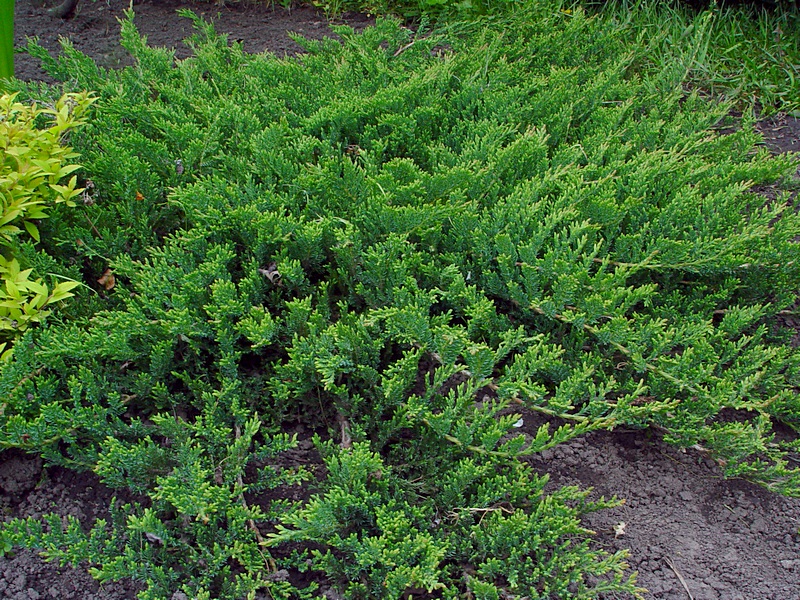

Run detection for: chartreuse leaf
[[0, 91, 93, 355]]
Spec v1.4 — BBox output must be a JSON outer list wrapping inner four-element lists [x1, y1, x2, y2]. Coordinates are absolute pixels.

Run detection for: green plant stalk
[[0, 0, 13, 82]]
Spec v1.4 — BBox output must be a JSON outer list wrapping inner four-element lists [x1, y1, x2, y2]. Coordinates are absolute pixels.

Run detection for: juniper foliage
[[1, 4, 799, 598]]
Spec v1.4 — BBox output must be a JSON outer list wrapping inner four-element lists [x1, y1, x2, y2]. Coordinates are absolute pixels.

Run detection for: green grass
[[0, 0, 13, 83], [309, 0, 800, 112], [595, 0, 800, 113]]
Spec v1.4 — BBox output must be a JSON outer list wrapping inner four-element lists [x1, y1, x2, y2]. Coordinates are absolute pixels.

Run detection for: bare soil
[[5, 1, 800, 598], [12, 0, 374, 82]]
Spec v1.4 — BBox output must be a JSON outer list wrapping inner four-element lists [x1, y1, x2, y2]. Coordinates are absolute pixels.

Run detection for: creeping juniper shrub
[[1, 4, 799, 598]]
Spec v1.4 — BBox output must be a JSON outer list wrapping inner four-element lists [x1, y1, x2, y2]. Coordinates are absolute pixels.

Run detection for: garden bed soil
[[12, 0, 375, 81], [5, 1, 800, 598]]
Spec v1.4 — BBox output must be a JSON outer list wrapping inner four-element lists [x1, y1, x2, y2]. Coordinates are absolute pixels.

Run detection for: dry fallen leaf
[[259, 262, 282, 285], [97, 268, 116, 290], [613, 521, 626, 538], [144, 532, 164, 545]]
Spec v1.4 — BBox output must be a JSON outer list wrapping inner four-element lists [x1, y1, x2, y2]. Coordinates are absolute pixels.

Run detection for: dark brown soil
[[5, 1, 800, 598], [527, 423, 800, 600], [13, 0, 374, 82], [758, 113, 800, 157]]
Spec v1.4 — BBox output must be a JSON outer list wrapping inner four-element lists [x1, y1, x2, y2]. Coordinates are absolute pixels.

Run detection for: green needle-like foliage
[[0, 3, 799, 598]]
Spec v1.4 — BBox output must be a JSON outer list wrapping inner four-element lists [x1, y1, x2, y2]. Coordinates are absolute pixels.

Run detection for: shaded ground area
[[5, 1, 800, 598]]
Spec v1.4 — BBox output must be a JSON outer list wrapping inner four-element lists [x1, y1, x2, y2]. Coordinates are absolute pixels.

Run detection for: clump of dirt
[[6, 1, 800, 598], [0, 450, 42, 502]]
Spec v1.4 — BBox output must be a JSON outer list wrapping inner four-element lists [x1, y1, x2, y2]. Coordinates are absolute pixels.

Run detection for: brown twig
[[84, 212, 103, 238], [3, 365, 47, 405], [393, 41, 416, 57], [233, 424, 276, 573], [415, 344, 613, 425], [337, 412, 352, 449], [664, 557, 694, 600], [393, 28, 425, 58]]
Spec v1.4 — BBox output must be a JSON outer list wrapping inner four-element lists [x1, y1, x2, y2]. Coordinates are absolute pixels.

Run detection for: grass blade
[[0, 0, 13, 83]]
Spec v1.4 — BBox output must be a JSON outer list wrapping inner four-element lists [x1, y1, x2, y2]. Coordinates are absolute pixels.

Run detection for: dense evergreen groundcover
[[1, 4, 800, 598]]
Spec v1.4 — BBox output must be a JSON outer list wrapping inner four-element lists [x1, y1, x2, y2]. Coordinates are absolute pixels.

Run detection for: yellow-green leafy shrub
[[0, 91, 95, 358], [1, 91, 94, 241], [0, 256, 77, 354]]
